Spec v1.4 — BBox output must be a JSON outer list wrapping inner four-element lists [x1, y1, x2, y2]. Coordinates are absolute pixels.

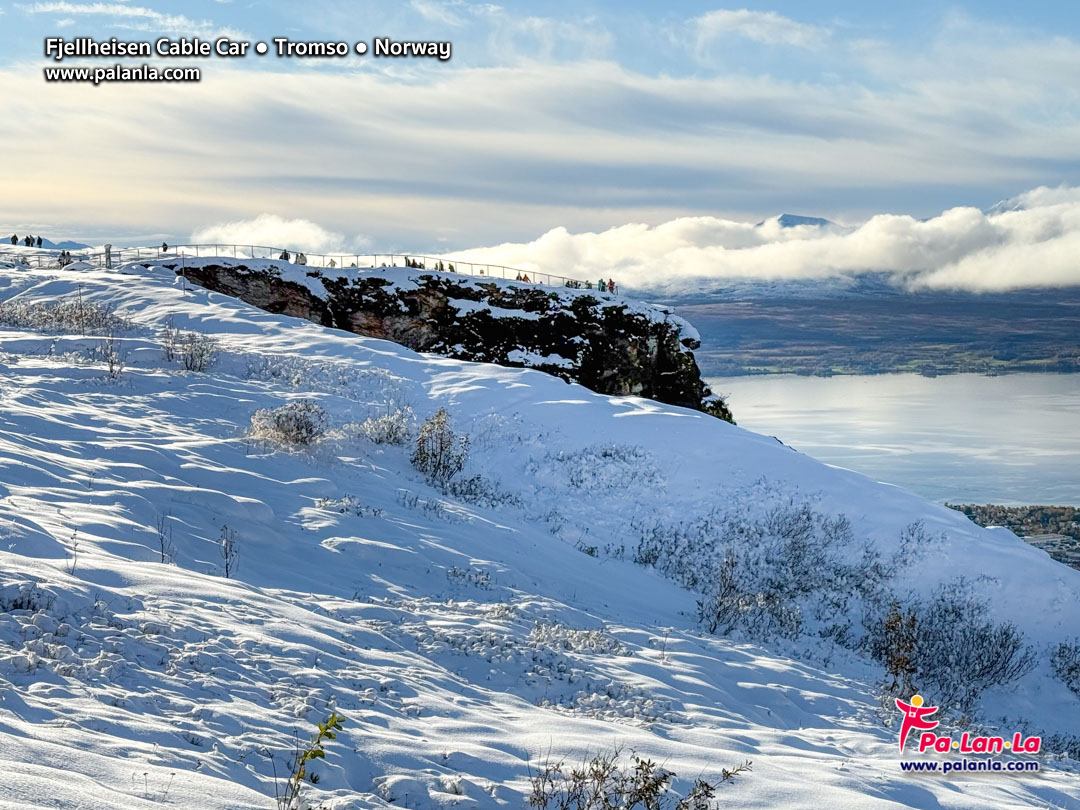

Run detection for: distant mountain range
[[758, 213, 838, 229], [40, 238, 91, 250]]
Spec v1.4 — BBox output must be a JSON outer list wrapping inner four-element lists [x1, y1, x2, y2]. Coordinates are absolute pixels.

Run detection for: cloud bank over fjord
[[191, 215, 370, 254], [451, 186, 1080, 293]]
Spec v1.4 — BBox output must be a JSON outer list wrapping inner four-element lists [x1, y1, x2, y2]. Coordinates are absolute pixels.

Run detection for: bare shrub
[[528, 746, 749, 810], [1050, 640, 1080, 698], [866, 585, 1037, 714], [97, 334, 126, 379], [395, 488, 462, 523], [155, 513, 176, 564], [411, 408, 469, 485], [915, 586, 1036, 713], [67, 529, 80, 575], [315, 494, 384, 518], [251, 400, 329, 447], [178, 331, 219, 372], [220, 524, 239, 578], [161, 323, 181, 362]]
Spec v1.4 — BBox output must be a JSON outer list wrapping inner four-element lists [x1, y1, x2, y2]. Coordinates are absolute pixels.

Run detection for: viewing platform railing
[[0, 244, 598, 290]]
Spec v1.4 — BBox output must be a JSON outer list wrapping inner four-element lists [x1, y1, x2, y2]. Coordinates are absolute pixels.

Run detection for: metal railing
[[0, 244, 604, 290]]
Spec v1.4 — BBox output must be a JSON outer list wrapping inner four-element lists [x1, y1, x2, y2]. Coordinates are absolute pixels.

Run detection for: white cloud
[[3, 14, 1080, 253], [21, 2, 244, 37], [451, 186, 1080, 293], [485, 13, 613, 61], [191, 214, 369, 254], [411, 0, 465, 27], [693, 9, 830, 50]]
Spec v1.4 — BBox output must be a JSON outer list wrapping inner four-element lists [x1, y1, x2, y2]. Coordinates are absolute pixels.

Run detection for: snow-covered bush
[[359, 406, 413, 445], [250, 400, 329, 447], [1051, 640, 1080, 698], [549, 444, 662, 492], [247, 354, 411, 405], [412, 408, 469, 485], [0, 296, 131, 335], [638, 499, 880, 641], [446, 566, 493, 590], [636, 490, 1034, 713], [529, 621, 626, 656], [443, 474, 521, 509], [868, 585, 1037, 714], [177, 331, 219, 372]]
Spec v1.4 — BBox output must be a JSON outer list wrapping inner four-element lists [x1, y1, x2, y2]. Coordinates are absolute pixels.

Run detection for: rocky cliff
[[164, 259, 733, 422]]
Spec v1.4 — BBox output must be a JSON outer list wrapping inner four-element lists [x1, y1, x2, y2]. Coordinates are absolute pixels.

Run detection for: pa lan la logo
[[895, 695, 1041, 755]]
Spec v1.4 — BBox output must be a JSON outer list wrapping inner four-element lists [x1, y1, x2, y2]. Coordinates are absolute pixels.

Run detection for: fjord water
[[709, 372, 1080, 506]]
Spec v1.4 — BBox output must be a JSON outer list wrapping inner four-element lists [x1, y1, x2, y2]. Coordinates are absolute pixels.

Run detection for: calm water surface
[[708, 373, 1080, 506]]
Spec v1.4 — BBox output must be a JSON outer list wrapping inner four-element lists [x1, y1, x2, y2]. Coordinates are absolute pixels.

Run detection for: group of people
[[9, 234, 43, 247], [278, 249, 310, 265], [561, 278, 618, 293], [597, 278, 617, 294]]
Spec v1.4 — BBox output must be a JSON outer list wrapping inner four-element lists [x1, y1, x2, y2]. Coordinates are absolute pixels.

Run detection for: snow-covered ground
[[0, 263, 1077, 809]]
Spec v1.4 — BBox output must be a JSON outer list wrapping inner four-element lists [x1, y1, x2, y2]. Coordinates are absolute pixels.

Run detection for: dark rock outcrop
[[170, 261, 733, 422]]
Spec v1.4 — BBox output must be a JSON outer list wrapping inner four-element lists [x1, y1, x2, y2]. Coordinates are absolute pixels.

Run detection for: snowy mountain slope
[[0, 264, 1077, 809]]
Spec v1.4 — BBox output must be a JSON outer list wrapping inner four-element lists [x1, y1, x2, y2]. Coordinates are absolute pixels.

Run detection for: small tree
[[411, 408, 469, 486], [156, 513, 176, 564]]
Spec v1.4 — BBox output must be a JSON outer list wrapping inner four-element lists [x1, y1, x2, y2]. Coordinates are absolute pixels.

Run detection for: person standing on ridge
[[10, 234, 17, 245], [161, 242, 168, 252], [35, 236, 42, 248]]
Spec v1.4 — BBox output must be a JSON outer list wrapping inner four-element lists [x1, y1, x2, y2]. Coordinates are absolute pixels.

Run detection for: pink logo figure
[[895, 694, 939, 753]]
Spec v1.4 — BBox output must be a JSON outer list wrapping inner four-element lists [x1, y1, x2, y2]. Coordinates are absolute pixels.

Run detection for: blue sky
[[2, 1, 1080, 252]]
